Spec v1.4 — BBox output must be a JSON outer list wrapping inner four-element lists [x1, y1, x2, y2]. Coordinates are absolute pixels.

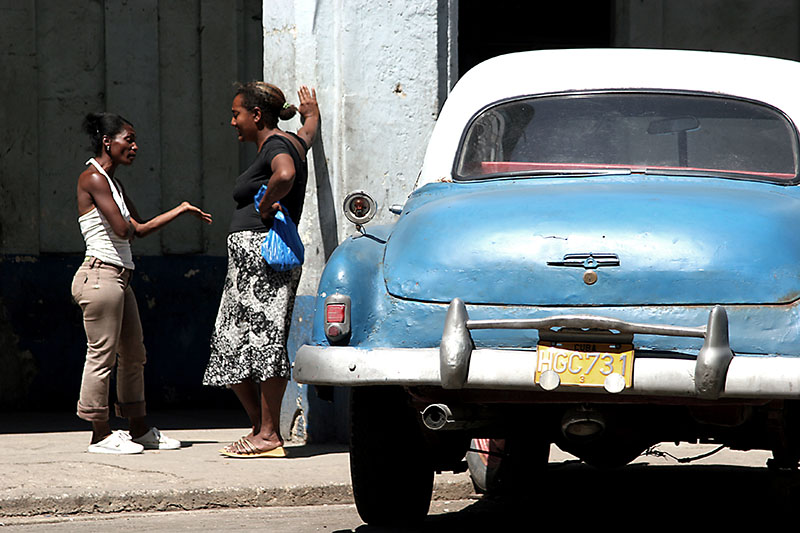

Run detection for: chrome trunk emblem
[[547, 252, 620, 269], [547, 253, 620, 285]]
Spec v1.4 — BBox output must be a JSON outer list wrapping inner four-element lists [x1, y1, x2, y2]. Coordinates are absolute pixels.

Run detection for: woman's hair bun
[[279, 104, 297, 122], [235, 81, 296, 127]]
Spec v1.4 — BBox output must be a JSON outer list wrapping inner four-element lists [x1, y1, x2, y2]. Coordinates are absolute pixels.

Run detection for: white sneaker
[[130, 427, 182, 450], [88, 430, 144, 455]]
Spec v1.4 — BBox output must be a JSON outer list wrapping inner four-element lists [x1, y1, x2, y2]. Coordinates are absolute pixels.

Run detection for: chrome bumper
[[293, 299, 800, 400]]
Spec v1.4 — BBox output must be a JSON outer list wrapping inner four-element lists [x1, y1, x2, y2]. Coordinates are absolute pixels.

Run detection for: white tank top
[[78, 158, 135, 269]]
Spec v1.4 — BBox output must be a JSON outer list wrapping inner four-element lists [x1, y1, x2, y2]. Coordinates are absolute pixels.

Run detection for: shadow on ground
[[339, 461, 800, 531]]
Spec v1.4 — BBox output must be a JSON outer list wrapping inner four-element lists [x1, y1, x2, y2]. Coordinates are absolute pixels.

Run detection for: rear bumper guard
[[294, 299, 800, 399], [441, 298, 731, 399]]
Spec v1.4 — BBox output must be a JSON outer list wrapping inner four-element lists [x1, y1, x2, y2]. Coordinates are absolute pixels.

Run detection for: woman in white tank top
[[72, 112, 212, 454]]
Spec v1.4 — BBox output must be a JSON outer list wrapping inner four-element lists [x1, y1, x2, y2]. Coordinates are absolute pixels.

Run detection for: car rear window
[[455, 92, 798, 183]]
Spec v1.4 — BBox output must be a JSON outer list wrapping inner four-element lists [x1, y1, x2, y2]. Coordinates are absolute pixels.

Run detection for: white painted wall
[[263, 0, 455, 294]]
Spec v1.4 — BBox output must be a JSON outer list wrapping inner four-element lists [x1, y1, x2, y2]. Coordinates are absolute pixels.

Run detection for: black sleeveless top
[[228, 132, 308, 233]]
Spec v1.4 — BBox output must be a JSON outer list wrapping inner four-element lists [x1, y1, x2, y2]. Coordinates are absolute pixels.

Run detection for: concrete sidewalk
[[0, 410, 473, 518]]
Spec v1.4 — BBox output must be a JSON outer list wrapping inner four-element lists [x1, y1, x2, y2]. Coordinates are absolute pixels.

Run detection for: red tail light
[[326, 303, 346, 323], [324, 294, 351, 343]]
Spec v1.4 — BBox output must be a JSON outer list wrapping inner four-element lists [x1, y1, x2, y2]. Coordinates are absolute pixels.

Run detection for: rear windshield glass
[[455, 92, 798, 182]]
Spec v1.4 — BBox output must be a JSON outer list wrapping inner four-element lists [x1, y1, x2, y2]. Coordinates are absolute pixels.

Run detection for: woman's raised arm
[[295, 86, 320, 148]]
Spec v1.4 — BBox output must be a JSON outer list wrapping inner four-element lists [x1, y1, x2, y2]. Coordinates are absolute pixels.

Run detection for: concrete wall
[[0, 0, 262, 412], [615, 0, 800, 60], [0, 0, 263, 258]]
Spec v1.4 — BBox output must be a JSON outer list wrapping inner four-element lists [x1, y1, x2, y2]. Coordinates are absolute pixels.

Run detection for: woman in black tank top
[[203, 83, 320, 457]]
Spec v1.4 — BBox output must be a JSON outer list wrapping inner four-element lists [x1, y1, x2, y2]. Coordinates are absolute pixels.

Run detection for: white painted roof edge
[[417, 48, 800, 188]]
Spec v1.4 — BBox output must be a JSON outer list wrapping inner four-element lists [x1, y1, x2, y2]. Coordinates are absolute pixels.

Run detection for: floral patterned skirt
[[203, 230, 302, 387]]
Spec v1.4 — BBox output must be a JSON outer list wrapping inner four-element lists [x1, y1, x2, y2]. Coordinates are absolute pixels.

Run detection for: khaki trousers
[[71, 258, 147, 422]]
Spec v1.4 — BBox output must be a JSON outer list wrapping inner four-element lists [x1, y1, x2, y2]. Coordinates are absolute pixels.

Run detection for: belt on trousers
[[85, 256, 128, 274]]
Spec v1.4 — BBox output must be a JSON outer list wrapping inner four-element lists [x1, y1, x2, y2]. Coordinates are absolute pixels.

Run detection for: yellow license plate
[[535, 342, 634, 388]]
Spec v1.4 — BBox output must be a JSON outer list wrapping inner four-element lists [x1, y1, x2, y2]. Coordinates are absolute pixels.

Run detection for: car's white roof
[[417, 48, 800, 187]]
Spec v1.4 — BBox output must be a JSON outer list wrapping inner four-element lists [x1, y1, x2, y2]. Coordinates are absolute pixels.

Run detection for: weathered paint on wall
[[1, 1, 42, 255], [160, 0, 205, 254], [0, 0, 263, 257], [263, 0, 454, 296]]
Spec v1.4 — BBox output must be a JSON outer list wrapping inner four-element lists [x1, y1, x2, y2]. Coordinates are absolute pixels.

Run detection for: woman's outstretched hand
[[297, 86, 319, 122], [130, 201, 212, 238], [181, 201, 213, 224]]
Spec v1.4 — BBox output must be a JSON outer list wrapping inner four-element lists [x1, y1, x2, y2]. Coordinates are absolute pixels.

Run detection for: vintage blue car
[[295, 48, 800, 524]]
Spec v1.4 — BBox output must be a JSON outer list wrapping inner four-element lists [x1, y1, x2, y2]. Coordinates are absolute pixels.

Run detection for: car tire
[[769, 400, 800, 471], [467, 436, 549, 495], [466, 438, 506, 493], [349, 386, 434, 525]]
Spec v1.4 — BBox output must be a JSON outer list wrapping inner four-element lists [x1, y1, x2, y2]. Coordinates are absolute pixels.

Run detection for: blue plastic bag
[[254, 184, 269, 213], [261, 209, 304, 271], [254, 184, 304, 271]]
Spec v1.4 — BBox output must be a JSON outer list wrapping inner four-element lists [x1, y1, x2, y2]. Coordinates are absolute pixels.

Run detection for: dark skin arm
[[77, 169, 134, 239], [256, 154, 296, 222], [77, 168, 212, 240], [255, 85, 320, 221], [120, 186, 212, 238], [295, 86, 320, 148]]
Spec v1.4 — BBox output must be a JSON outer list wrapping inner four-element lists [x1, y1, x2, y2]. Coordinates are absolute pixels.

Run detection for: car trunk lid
[[383, 178, 800, 306]]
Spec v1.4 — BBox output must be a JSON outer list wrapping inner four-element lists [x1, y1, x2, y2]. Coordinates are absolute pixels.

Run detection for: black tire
[[349, 386, 434, 525], [467, 436, 549, 496], [769, 400, 800, 471], [466, 438, 506, 493]]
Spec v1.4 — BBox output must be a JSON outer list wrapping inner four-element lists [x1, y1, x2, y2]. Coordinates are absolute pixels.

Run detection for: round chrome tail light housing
[[343, 191, 377, 226]]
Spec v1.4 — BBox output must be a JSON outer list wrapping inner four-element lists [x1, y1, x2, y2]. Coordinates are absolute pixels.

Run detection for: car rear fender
[[311, 224, 394, 346]]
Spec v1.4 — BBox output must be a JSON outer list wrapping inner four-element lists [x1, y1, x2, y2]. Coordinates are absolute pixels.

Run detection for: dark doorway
[[458, 1, 614, 77]]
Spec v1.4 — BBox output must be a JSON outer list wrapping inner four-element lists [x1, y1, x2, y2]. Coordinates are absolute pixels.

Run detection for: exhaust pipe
[[421, 403, 494, 431], [561, 407, 606, 439], [422, 404, 454, 430]]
